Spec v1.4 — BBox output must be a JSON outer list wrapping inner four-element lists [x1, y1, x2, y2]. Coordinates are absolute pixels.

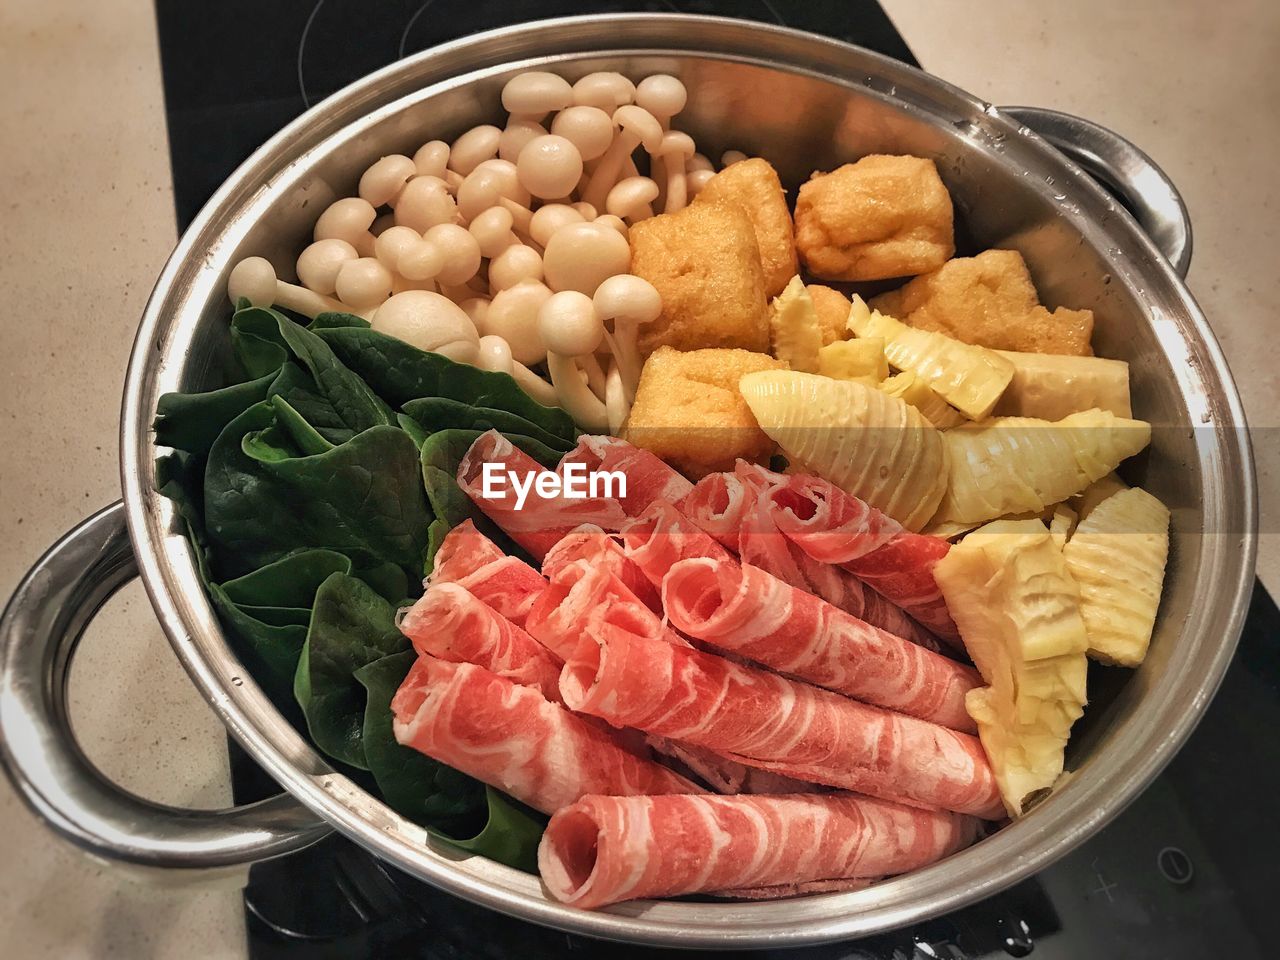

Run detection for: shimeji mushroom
[[468, 206, 520, 258], [476, 334, 558, 407], [488, 244, 544, 292], [604, 357, 629, 434], [592, 273, 661, 402], [394, 176, 457, 233], [686, 168, 715, 197], [542, 221, 630, 295], [448, 125, 502, 176], [635, 74, 687, 129], [358, 154, 416, 207], [529, 203, 585, 247], [483, 280, 551, 365], [593, 214, 628, 238], [655, 132, 696, 213], [396, 223, 481, 286], [498, 117, 548, 163], [372, 226, 423, 273], [571, 72, 636, 112], [571, 201, 598, 221], [582, 105, 664, 211], [538, 290, 610, 432], [605, 176, 659, 223], [502, 72, 574, 117], [516, 134, 584, 201], [457, 160, 530, 222], [412, 140, 450, 179], [334, 257, 393, 311], [721, 149, 748, 167], [296, 238, 359, 295], [314, 197, 378, 257], [228, 257, 347, 318], [550, 106, 615, 164], [370, 290, 479, 363]]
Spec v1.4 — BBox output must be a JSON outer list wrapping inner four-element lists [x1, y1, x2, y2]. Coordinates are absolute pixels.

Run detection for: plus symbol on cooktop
[[1090, 859, 1119, 903]]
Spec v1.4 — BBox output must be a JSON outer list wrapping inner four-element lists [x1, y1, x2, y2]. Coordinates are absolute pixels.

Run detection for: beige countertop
[[1, 1, 1276, 956]]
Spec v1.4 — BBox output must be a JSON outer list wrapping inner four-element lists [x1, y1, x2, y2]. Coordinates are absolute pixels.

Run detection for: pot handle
[[1001, 105, 1193, 277], [0, 502, 330, 870]]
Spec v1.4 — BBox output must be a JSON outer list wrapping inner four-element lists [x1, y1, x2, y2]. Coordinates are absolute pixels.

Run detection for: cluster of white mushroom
[[226, 70, 737, 431]]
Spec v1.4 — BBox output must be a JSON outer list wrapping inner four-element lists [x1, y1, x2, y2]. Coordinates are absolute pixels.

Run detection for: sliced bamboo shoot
[[993, 350, 1132, 420], [768, 275, 822, 373], [879, 371, 966, 428], [817, 338, 888, 382]]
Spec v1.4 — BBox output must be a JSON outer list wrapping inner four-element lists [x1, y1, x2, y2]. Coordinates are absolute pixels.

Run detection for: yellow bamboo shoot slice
[[1062, 487, 1170, 667], [817, 338, 888, 382], [739, 369, 948, 531], [1048, 503, 1078, 548], [935, 519, 1089, 816], [1070, 472, 1128, 521], [993, 350, 1132, 420], [847, 295, 1014, 420], [879, 371, 966, 428], [768, 275, 822, 373], [934, 408, 1151, 525]]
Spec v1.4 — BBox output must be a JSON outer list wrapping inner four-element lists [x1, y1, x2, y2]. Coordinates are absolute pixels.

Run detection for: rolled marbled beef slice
[[428, 520, 547, 628], [559, 608, 1003, 819], [540, 525, 661, 614], [663, 558, 979, 732], [557, 435, 694, 516], [399, 582, 563, 702], [392, 656, 699, 815], [539, 792, 980, 909]]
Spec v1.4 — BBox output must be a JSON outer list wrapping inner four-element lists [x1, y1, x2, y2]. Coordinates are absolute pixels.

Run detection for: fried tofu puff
[[794, 155, 955, 281], [871, 249, 1094, 356], [622, 346, 786, 478], [806, 284, 853, 346], [695, 158, 798, 298], [630, 201, 770, 356]]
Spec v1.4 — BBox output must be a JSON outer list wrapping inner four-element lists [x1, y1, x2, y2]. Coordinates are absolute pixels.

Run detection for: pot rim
[[119, 14, 1257, 947]]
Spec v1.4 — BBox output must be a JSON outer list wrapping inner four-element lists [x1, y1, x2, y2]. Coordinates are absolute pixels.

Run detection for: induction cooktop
[[151, 3, 1277, 956]]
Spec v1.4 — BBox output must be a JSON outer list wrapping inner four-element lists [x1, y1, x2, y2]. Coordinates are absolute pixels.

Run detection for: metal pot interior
[[122, 16, 1254, 947]]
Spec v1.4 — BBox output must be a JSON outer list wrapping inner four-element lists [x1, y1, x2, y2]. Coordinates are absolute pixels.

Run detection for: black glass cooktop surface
[[152, 3, 1277, 956]]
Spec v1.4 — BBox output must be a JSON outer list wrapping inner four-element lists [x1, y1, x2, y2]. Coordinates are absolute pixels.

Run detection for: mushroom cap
[[656, 130, 696, 159], [688, 152, 714, 173], [372, 226, 422, 271], [458, 297, 491, 328], [448, 125, 502, 176], [592, 214, 629, 238], [412, 140, 450, 179], [686, 168, 716, 197], [538, 290, 604, 356], [397, 237, 446, 282], [394, 176, 457, 233], [457, 161, 529, 221], [358, 154, 416, 207], [423, 223, 482, 286], [502, 72, 574, 116], [605, 176, 660, 220], [372, 290, 480, 362], [516, 134, 585, 201], [482, 281, 552, 365], [529, 203, 585, 247], [549, 105, 615, 162], [498, 118, 548, 163], [593, 274, 662, 326], [296, 239, 359, 296], [488, 244, 544, 292], [571, 72, 636, 111], [335, 257, 393, 311], [476, 334, 515, 374], [468, 206, 518, 258], [611, 105, 664, 152], [571, 201, 598, 221], [721, 149, 748, 167], [635, 74, 688, 120], [314, 197, 377, 246], [542, 221, 630, 296], [227, 257, 277, 307]]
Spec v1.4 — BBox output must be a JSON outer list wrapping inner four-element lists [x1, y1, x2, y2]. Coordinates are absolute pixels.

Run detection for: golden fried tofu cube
[[623, 346, 786, 479], [794, 155, 955, 281], [696, 158, 798, 298], [871, 248, 1094, 355], [630, 201, 770, 356], [806, 284, 852, 346]]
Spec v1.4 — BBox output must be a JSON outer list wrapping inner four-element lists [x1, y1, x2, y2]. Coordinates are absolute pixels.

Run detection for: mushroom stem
[[664, 157, 688, 212], [227, 257, 347, 319], [604, 358, 630, 434], [582, 130, 640, 212], [511, 361, 559, 407], [603, 326, 642, 404], [546, 353, 609, 432], [580, 352, 608, 400]]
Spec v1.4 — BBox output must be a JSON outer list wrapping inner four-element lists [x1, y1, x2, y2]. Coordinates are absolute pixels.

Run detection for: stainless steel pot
[[0, 15, 1256, 948]]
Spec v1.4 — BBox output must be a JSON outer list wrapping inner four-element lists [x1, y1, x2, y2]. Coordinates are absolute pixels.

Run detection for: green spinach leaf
[[204, 403, 430, 581], [401, 396, 575, 454], [435, 787, 546, 874], [312, 325, 575, 441], [294, 573, 408, 769], [154, 372, 276, 455], [267, 362, 356, 446]]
